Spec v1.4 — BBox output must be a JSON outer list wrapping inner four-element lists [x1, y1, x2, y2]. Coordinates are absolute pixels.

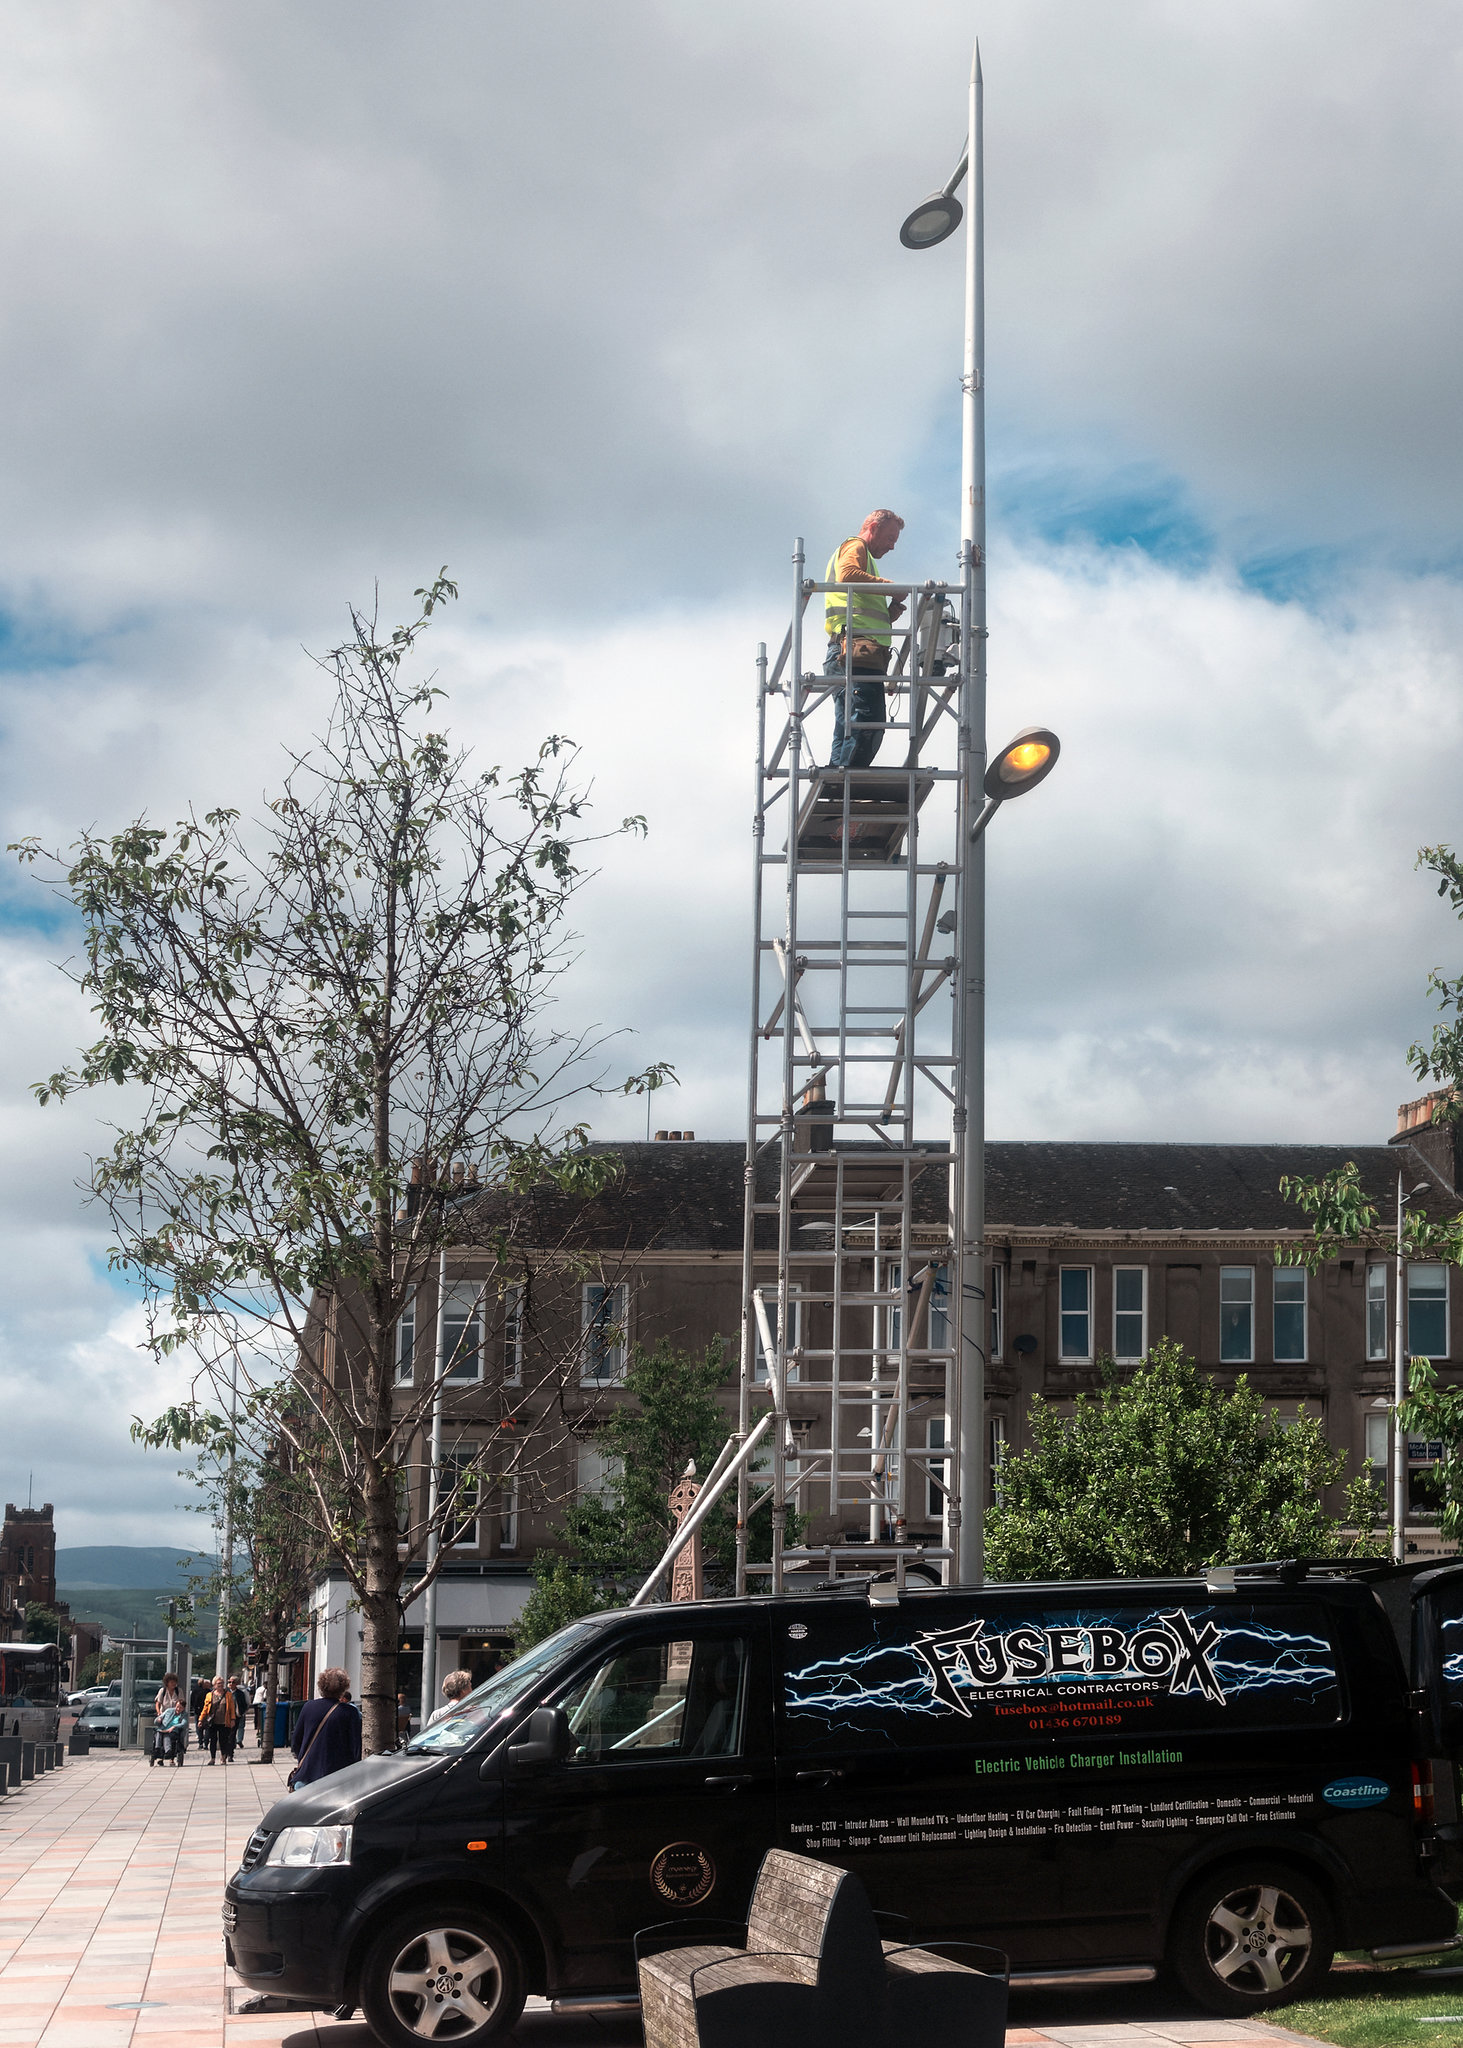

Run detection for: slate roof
[[983, 1140, 1440, 1233], [460, 1134, 1455, 1252]]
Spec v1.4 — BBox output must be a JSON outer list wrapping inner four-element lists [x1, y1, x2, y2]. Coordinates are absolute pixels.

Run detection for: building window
[[502, 1284, 524, 1387], [576, 1445, 623, 1505], [1273, 1268, 1307, 1363], [1220, 1267, 1254, 1363], [1408, 1264, 1448, 1360], [1059, 1268, 1092, 1360], [987, 1265, 1001, 1361], [926, 1417, 947, 1521], [1113, 1267, 1147, 1361], [581, 1283, 629, 1384], [1365, 1411, 1390, 1502], [394, 1296, 416, 1385], [888, 1262, 955, 1357], [442, 1443, 481, 1550], [1366, 1264, 1388, 1362], [496, 1476, 519, 1552], [443, 1284, 485, 1382], [754, 1288, 801, 1384], [1409, 1435, 1445, 1520]]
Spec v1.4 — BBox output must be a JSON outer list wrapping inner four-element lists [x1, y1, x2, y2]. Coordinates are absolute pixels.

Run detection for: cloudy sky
[[3, 0, 1461, 1549]]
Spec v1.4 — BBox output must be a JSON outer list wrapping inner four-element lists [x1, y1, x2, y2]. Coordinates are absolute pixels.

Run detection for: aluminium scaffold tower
[[734, 542, 980, 1596]]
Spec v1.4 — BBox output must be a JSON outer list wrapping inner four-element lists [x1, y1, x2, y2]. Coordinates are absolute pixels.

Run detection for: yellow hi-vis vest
[[824, 539, 893, 645]]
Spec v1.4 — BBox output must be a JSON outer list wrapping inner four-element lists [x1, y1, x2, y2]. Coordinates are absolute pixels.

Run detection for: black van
[[224, 1564, 1463, 2044]]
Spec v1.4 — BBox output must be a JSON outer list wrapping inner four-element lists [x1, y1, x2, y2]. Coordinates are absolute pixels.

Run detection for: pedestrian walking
[[288, 1668, 362, 1789], [198, 1673, 240, 1764], [152, 1673, 187, 1768], [426, 1669, 474, 1725], [252, 1678, 267, 1742], [396, 1691, 414, 1746], [190, 1671, 208, 1741], [230, 1675, 251, 1745]]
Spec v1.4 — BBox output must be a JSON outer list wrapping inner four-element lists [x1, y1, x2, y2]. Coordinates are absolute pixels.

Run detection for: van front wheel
[[361, 1908, 526, 2046], [1170, 1864, 1332, 2015]]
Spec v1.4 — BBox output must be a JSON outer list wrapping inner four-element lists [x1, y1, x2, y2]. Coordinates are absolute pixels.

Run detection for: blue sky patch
[[994, 458, 1216, 572]]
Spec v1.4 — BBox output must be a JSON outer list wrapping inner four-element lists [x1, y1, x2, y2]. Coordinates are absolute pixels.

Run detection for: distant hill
[[55, 1545, 204, 1590], [58, 1585, 218, 1649]]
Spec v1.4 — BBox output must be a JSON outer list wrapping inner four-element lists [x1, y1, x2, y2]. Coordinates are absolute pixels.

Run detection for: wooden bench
[[637, 1847, 1008, 2048]]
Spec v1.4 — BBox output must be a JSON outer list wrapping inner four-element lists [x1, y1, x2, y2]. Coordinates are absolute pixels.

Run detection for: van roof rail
[[1204, 1557, 1446, 1588], [1205, 1559, 1309, 1587]]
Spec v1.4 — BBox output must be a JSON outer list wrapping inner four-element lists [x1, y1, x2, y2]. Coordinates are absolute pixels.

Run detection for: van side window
[[559, 1637, 747, 1764]]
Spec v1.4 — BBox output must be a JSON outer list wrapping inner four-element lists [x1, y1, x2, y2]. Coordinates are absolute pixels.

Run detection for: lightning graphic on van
[[1439, 1616, 1463, 1697]]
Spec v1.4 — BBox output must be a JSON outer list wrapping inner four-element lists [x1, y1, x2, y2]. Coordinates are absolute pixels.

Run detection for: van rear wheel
[[361, 1907, 525, 2047], [1170, 1863, 1332, 2015]]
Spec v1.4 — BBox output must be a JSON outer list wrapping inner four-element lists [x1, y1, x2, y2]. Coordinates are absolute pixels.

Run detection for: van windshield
[[407, 1619, 610, 1753]]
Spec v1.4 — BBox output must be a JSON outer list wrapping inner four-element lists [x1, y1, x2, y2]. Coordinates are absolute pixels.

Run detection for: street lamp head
[[900, 191, 963, 250], [985, 726, 1061, 800]]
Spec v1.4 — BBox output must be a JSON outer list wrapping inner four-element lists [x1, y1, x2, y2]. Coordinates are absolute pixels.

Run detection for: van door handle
[[703, 1773, 753, 1789], [795, 1768, 845, 1785]]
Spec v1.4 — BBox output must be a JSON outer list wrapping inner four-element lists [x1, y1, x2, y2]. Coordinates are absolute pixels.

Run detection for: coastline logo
[[1322, 1776, 1390, 1809]]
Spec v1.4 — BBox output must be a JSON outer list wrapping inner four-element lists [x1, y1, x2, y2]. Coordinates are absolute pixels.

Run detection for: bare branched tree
[[14, 573, 669, 1752]]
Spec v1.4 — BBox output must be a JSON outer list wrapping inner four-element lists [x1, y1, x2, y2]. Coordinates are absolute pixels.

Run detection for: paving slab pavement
[[0, 1749, 1346, 2048]]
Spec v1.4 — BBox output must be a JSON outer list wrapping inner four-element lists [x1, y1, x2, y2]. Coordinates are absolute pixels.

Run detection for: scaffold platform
[[736, 549, 980, 1594]]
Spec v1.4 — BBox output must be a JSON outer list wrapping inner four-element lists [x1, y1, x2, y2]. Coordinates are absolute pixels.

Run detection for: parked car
[[224, 1561, 1463, 2039], [76, 1699, 122, 1747]]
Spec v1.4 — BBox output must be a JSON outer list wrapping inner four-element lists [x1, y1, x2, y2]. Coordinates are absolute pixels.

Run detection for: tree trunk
[[358, 1576, 399, 1755], [260, 1642, 279, 1763]]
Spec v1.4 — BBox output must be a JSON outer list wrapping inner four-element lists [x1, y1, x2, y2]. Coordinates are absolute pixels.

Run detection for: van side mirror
[[506, 1706, 569, 1768], [1412, 1564, 1463, 1753]]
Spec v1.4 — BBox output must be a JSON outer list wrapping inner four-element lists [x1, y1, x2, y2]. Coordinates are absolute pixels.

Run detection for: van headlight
[[265, 1825, 352, 1868]]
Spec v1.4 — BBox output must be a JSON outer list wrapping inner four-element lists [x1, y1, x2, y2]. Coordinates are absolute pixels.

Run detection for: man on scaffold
[[823, 508, 905, 770]]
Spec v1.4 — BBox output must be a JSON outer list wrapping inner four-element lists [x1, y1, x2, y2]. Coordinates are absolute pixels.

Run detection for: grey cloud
[[4, 1, 1463, 1542], [1, 0, 1456, 634]]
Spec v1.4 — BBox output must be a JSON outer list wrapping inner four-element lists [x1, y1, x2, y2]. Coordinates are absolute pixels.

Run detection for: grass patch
[[1287, 1963, 1463, 2048]]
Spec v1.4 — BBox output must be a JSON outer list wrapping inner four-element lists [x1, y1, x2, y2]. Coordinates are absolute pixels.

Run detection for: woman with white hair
[[426, 1668, 474, 1725]]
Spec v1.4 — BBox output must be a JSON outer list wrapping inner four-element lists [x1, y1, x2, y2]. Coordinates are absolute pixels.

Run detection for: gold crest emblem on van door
[[651, 1842, 716, 1906]]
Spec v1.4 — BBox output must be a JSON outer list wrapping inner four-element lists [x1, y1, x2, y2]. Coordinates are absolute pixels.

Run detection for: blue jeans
[[824, 640, 886, 770]]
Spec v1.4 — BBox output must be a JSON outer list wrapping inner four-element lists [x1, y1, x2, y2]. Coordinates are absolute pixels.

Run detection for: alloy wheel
[[1203, 1880, 1313, 1996], [385, 1925, 504, 2041]]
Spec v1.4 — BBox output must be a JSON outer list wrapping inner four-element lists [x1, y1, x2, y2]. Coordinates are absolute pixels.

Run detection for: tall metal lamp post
[[900, 42, 990, 1585], [1393, 1174, 1430, 1562]]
